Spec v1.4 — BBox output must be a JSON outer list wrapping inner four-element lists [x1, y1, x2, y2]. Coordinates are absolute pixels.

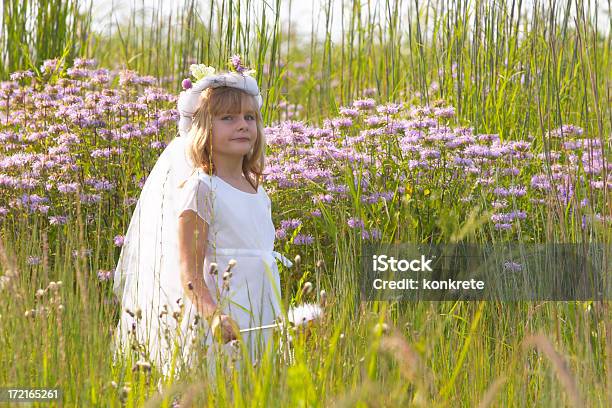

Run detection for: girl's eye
[[222, 116, 233, 120], [245, 114, 255, 121]]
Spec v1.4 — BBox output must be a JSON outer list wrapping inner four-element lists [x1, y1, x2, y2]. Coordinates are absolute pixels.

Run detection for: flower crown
[[177, 55, 262, 134], [183, 55, 256, 89]]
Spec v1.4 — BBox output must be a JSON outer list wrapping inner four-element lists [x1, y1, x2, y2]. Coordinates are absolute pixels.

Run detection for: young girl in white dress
[[113, 64, 291, 376]]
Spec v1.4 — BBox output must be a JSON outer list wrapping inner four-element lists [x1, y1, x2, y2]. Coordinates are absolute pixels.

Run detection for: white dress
[[112, 135, 290, 376], [177, 169, 288, 360]]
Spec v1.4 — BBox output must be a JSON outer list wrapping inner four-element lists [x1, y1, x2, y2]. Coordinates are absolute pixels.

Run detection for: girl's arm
[[178, 210, 217, 318]]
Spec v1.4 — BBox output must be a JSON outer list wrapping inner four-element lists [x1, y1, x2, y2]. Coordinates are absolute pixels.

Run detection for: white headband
[[177, 72, 263, 135]]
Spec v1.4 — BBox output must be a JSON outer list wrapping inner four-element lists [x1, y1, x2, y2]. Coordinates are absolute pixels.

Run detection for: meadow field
[[0, 0, 610, 406]]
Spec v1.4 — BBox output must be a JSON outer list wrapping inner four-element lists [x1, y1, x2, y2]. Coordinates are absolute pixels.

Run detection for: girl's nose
[[236, 117, 248, 129]]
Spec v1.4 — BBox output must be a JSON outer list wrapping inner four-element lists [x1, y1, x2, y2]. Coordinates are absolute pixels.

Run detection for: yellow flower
[[189, 64, 216, 81]]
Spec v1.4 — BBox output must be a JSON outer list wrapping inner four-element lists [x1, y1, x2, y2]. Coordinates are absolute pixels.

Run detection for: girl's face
[[210, 107, 258, 159]]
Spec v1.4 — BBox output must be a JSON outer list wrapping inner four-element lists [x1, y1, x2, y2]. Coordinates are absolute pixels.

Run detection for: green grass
[[1, 233, 609, 406]]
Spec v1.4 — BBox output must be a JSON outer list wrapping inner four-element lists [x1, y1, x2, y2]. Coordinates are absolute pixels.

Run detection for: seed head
[[133, 360, 152, 372], [301, 281, 313, 296], [373, 322, 390, 335], [209, 262, 218, 276], [120, 386, 130, 399], [320, 289, 327, 305]]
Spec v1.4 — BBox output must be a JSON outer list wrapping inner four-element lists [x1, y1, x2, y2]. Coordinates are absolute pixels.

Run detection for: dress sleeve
[[177, 176, 213, 225]]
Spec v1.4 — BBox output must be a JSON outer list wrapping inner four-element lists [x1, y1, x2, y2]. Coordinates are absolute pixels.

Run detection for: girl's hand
[[210, 314, 239, 343]]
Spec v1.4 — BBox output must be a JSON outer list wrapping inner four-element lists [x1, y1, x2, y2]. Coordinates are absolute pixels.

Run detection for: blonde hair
[[186, 86, 266, 190]]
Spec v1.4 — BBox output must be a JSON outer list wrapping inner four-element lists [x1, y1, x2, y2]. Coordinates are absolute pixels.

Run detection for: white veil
[[112, 129, 197, 373], [112, 71, 264, 375]]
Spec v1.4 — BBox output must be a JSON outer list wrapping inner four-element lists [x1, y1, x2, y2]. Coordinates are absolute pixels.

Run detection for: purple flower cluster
[[113, 235, 125, 247], [262, 91, 608, 244], [339, 107, 360, 117], [230, 54, 249, 74], [281, 218, 302, 230], [503, 261, 523, 272], [0, 59, 178, 259], [275, 218, 303, 241], [293, 233, 315, 245], [361, 228, 382, 241], [49, 215, 68, 225], [549, 124, 584, 138], [491, 211, 527, 224], [493, 186, 527, 197], [97, 269, 114, 281], [347, 217, 365, 229], [352, 98, 376, 110], [2, 59, 608, 265]]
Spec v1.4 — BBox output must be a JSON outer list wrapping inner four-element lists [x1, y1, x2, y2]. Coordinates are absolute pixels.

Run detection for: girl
[[113, 63, 291, 376]]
